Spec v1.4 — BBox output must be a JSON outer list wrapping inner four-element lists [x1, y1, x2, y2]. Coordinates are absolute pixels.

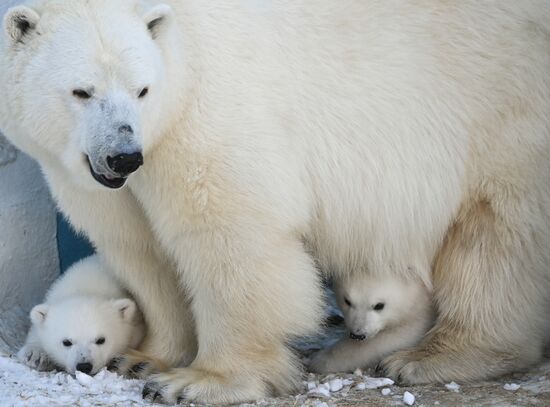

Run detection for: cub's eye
[[138, 87, 149, 98], [373, 302, 385, 311], [344, 297, 352, 307], [95, 337, 106, 345], [62, 339, 73, 347], [72, 89, 92, 100]]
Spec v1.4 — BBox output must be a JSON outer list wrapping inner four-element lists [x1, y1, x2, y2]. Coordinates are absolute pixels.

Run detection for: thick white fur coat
[[1, 0, 550, 403]]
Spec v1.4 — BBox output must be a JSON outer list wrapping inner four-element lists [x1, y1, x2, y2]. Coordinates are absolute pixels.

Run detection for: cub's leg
[[309, 322, 431, 374], [17, 326, 55, 371], [309, 337, 387, 374]]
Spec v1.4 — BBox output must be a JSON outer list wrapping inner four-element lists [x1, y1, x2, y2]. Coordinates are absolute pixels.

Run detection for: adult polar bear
[[1, 0, 550, 403]]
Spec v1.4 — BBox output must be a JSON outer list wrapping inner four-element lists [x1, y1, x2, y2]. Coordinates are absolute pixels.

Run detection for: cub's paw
[[307, 349, 335, 374], [380, 348, 437, 384], [17, 345, 54, 371], [142, 367, 265, 404], [108, 349, 168, 379]]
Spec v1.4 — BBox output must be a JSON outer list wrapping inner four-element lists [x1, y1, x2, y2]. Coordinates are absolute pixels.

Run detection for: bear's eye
[[62, 339, 73, 347], [344, 297, 352, 307], [72, 89, 92, 100], [138, 87, 149, 98], [373, 302, 385, 311], [95, 337, 106, 345]]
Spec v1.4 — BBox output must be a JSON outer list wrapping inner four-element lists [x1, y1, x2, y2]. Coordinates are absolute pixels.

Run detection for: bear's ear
[[112, 298, 137, 322], [30, 304, 49, 325], [142, 4, 173, 39], [3, 6, 40, 45]]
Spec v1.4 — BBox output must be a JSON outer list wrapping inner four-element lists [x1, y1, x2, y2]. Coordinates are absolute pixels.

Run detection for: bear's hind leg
[[382, 197, 549, 384]]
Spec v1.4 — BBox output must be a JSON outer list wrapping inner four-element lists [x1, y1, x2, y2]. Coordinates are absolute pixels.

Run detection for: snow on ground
[[4, 351, 549, 407], [0, 355, 155, 407], [0, 351, 414, 407]]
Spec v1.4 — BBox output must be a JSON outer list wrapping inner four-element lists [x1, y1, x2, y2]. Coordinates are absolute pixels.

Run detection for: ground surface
[[2, 351, 548, 407], [2, 313, 549, 407]]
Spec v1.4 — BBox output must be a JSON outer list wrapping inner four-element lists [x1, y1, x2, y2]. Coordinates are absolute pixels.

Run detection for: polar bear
[[18, 255, 145, 375], [309, 274, 434, 373], [1, 0, 550, 404]]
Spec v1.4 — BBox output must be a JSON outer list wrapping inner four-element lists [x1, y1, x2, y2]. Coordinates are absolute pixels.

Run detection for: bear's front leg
[[309, 321, 428, 374], [17, 326, 55, 371], [308, 337, 370, 373], [142, 228, 323, 404], [100, 248, 197, 379], [43, 173, 197, 378]]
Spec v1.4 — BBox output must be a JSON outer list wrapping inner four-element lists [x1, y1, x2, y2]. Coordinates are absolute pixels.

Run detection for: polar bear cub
[[17, 255, 145, 375], [309, 273, 434, 373]]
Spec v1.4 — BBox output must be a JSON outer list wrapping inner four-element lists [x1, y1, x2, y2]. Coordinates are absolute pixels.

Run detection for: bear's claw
[[129, 361, 150, 375], [142, 382, 169, 403], [17, 346, 54, 371], [108, 349, 168, 379], [107, 357, 122, 371]]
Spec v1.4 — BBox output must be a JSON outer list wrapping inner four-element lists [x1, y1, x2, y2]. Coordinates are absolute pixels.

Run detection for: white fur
[[309, 275, 434, 373], [17, 255, 145, 375], [1, 0, 550, 403]]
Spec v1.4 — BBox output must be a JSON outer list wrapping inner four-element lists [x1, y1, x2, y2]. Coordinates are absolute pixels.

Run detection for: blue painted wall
[[56, 213, 95, 273]]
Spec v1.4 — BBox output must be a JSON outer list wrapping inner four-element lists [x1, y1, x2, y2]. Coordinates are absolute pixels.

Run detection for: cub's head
[[30, 297, 141, 375], [0, 0, 185, 190], [335, 274, 423, 341]]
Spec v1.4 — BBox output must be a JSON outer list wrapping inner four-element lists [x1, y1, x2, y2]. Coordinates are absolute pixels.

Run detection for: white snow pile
[[355, 376, 394, 390], [504, 383, 521, 391], [308, 382, 331, 398], [403, 390, 415, 405], [0, 354, 149, 407], [445, 381, 460, 392], [308, 374, 398, 400], [307, 378, 353, 398]]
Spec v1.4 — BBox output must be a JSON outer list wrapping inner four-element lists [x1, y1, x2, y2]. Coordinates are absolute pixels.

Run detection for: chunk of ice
[[363, 376, 394, 389], [445, 381, 460, 392], [403, 391, 415, 405], [75, 371, 94, 387], [308, 384, 331, 398], [329, 378, 343, 392]]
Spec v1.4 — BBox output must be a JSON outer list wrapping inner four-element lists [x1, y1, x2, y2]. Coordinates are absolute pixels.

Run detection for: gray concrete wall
[[0, 133, 59, 354], [0, 1, 60, 355]]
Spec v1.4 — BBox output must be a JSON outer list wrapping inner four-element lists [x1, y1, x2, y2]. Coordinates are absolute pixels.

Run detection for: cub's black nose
[[107, 152, 143, 175], [349, 332, 366, 341], [76, 362, 93, 374]]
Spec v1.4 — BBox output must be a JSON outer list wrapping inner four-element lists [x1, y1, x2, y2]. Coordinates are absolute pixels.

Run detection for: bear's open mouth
[[86, 157, 127, 189]]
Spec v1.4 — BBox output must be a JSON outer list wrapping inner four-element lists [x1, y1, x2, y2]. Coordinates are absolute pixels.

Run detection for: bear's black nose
[[106, 152, 143, 176], [349, 332, 366, 341], [76, 362, 93, 374]]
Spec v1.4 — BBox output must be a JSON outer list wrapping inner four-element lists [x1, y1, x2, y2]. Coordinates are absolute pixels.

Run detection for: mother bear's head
[[0, 0, 186, 190]]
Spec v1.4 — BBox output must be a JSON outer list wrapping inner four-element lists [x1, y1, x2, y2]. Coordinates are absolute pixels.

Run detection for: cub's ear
[[30, 304, 49, 325], [3, 6, 40, 45], [142, 4, 173, 39], [112, 298, 137, 322]]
